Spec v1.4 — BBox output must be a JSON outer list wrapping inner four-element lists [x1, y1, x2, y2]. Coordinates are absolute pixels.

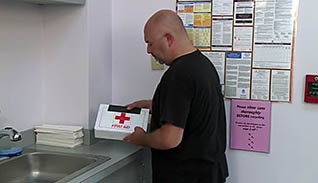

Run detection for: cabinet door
[[97, 160, 144, 183]]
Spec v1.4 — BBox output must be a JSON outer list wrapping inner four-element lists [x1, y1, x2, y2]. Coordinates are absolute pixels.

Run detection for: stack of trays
[[35, 124, 84, 148]]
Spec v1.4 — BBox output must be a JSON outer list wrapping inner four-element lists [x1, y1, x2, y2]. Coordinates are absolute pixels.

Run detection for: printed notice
[[253, 44, 292, 69], [177, 2, 194, 14], [194, 13, 211, 27], [213, 0, 233, 15], [193, 2, 211, 49], [253, 0, 295, 69], [177, 2, 211, 50], [178, 0, 208, 1], [202, 52, 226, 84], [271, 70, 291, 102], [194, 2, 211, 13], [233, 27, 253, 51], [178, 2, 194, 27], [212, 17, 233, 51], [254, 0, 294, 43], [225, 52, 251, 99], [193, 27, 211, 49], [179, 13, 194, 27], [251, 69, 270, 100], [230, 99, 271, 153], [186, 28, 195, 44], [234, 0, 254, 26]]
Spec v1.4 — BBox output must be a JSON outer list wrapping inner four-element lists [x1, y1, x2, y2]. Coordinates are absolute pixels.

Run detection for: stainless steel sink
[[0, 149, 110, 183]]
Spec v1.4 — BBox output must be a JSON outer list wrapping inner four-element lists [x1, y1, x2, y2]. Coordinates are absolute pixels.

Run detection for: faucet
[[0, 127, 22, 141]]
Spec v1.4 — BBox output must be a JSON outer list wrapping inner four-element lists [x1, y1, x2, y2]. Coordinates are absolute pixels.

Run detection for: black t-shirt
[[151, 50, 228, 182]]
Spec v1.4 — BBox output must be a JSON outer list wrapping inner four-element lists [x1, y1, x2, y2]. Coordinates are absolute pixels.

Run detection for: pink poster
[[230, 99, 271, 153]]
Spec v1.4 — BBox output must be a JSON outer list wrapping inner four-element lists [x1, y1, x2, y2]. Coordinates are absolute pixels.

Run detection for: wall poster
[[176, 0, 299, 102], [230, 99, 271, 153]]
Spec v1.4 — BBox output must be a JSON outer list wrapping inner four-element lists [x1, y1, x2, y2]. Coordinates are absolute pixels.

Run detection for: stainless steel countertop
[[24, 139, 143, 183]]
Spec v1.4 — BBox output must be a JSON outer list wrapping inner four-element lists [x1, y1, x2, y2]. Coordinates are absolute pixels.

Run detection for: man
[[124, 9, 229, 183]]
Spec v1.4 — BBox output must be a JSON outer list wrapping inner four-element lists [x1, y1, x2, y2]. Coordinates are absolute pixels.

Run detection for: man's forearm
[[143, 124, 183, 150]]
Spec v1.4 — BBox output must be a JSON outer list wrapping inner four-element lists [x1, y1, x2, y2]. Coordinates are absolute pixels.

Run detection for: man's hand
[[123, 127, 146, 146], [126, 100, 152, 113]]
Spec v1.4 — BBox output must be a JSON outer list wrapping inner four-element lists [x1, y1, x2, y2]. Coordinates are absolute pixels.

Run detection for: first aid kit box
[[94, 104, 150, 140]]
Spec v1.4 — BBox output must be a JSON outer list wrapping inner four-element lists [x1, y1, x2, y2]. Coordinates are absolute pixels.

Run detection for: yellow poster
[[179, 0, 211, 1], [194, 2, 212, 13], [193, 28, 210, 49], [186, 28, 194, 44], [194, 13, 211, 27]]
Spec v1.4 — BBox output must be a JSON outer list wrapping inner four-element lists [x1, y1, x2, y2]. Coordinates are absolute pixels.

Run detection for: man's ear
[[164, 33, 174, 47]]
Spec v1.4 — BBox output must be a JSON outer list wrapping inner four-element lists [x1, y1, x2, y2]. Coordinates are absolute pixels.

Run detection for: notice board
[[176, 0, 299, 102]]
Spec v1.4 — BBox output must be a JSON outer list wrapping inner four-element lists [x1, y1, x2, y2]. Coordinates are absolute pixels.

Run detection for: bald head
[[146, 10, 187, 38], [145, 10, 188, 41], [144, 10, 196, 65]]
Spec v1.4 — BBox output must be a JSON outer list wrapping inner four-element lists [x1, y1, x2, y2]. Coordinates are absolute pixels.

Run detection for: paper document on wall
[[225, 52, 251, 99], [230, 99, 271, 153]]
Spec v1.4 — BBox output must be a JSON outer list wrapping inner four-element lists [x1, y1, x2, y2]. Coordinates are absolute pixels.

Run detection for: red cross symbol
[[115, 113, 130, 124]]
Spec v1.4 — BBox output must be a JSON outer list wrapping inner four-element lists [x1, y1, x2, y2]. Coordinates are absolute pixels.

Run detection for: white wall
[[42, 1, 112, 129], [0, 0, 43, 130], [111, 0, 175, 105], [42, 5, 90, 128], [0, 0, 112, 130], [111, 0, 318, 183], [88, 0, 112, 129]]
